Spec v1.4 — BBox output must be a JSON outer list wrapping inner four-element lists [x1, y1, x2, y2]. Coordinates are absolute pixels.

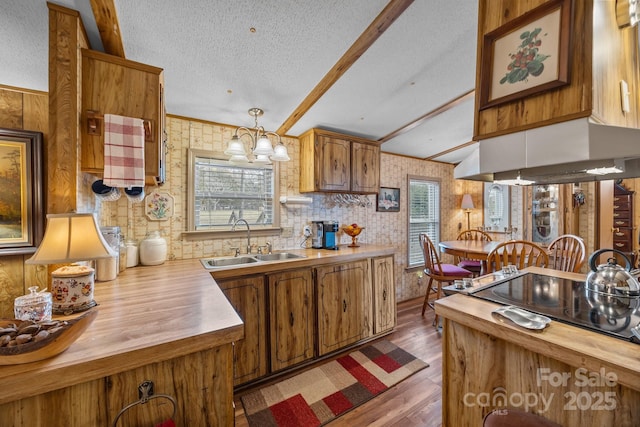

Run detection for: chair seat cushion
[[434, 263, 473, 277], [458, 260, 481, 270]]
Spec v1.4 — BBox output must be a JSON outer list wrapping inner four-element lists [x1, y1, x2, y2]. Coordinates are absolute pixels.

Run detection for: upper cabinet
[[474, 0, 640, 141], [81, 49, 166, 185], [298, 128, 380, 194]]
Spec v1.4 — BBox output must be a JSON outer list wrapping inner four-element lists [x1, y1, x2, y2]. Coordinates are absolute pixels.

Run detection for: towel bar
[[86, 110, 154, 142], [112, 380, 177, 427]]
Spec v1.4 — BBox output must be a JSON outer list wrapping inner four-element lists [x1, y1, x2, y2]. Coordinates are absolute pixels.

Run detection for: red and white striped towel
[[103, 114, 145, 188]]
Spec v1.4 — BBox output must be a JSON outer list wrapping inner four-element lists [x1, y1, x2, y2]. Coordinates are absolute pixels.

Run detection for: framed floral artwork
[[478, 0, 572, 110], [145, 191, 174, 221]]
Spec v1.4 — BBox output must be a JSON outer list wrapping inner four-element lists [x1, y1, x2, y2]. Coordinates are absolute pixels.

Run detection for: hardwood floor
[[233, 297, 443, 426]]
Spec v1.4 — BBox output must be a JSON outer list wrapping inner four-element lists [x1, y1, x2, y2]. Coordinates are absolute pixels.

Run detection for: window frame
[[406, 174, 441, 268], [184, 148, 281, 240]]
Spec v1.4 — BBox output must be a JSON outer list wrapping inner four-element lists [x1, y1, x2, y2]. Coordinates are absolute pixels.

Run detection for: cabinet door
[[268, 270, 314, 372], [316, 260, 372, 356], [217, 275, 267, 386], [81, 49, 165, 185], [372, 256, 396, 334], [316, 135, 351, 191], [351, 142, 380, 194]]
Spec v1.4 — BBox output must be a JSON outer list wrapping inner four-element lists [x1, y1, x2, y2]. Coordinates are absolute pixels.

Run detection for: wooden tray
[[0, 309, 97, 365]]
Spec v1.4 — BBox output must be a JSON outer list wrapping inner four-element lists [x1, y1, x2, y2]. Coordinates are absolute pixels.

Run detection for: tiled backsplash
[[84, 116, 482, 302]]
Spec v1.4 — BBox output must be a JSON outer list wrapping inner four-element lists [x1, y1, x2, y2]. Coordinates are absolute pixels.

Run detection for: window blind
[[408, 178, 440, 267], [193, 156, 274, 229]]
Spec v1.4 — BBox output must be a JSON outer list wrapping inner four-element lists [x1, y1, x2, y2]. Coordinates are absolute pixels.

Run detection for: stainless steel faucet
[[231, 219, 251, 254]]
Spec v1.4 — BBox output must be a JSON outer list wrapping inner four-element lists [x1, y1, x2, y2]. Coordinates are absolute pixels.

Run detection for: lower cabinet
[[373, 256, 396, 334], [217, 275, 268, 386], [316, 259, 373, 356], [268, 269, 315, 372], [216, 256, 394, 388]]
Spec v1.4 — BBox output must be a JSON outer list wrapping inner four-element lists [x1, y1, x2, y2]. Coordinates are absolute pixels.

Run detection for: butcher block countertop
[[0, 258, 243, 405], [436, 267, 640, 391], [0, 244, 395, 405]]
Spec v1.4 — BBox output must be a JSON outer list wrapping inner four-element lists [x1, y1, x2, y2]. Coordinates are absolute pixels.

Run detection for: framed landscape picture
[[0, 128, 44, 255], [377, 187, 400, 212], [478, 0, 572, 110]]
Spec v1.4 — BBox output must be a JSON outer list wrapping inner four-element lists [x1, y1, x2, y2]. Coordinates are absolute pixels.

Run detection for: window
[[187, 149, 280, 232], [408, 175, 440, 267]]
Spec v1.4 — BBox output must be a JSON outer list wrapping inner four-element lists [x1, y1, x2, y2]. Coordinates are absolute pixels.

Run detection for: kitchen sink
[[254, 252, 307, 261], [201, 256, 259, 269], [200, 252, 306, 269]]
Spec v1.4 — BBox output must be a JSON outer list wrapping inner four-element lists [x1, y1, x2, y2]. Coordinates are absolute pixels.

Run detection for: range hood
[[454, 118, 640, 185]]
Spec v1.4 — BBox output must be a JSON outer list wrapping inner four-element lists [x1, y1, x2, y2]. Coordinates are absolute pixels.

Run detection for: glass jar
[[125, 238, 139, 267], [139, 231, 167, 266], [119, 235, 127, 273], [14, 286, 53, 322]]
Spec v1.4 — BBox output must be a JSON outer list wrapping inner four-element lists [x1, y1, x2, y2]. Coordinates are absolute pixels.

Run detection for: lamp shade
[[461, 194, 474, 210], [270, 143, 290, 161], [224, 135, 248, 156], [253, 134, 275, 156], [26, 213, 116, 264]]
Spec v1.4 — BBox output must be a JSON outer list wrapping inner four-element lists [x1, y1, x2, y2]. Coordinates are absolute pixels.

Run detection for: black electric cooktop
[[470, 272, 640, 344]]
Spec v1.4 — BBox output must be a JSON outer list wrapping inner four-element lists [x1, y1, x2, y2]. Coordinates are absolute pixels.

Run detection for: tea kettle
[[586, 249, 640, 297]]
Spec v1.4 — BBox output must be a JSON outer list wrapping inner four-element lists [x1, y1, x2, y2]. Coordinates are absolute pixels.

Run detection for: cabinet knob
[[383, 289, 387, 301], [289, 312, 294, 327], [343, 300, 347, 312]]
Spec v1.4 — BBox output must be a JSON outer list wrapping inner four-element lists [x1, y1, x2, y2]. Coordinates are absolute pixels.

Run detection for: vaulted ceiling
[[1, 0, 480, 164]]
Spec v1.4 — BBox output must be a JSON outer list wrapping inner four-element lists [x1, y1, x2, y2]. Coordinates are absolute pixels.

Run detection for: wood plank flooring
[[233, 297, 443, 426]]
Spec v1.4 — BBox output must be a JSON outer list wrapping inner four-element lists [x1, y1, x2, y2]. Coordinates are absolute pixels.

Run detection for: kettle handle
[[588, 248, 632, 272]]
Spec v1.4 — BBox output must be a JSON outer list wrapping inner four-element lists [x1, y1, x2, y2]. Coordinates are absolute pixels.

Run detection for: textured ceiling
[[2, 0, 480, 164]]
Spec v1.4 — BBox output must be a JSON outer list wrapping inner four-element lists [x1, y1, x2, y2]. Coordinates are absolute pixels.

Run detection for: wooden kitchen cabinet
[[372, 256, 396, 334], [268, 269, 315, 372], [81, 49, 166, 185], [316, 260, 373, 356], [299, 128, 380, 194], [217, 275, 268, 386]]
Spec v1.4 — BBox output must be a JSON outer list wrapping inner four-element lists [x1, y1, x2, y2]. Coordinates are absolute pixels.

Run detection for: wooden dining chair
[[455, 229, 492, 276], [483, 408, 562, 427], [486, 240, 549, 273], [419, 233, 473, 324], [547, 234, 586, 273]]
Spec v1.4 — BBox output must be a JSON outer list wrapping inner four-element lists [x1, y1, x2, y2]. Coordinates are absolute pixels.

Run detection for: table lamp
[[461, 194, 474, 230], [25, 213, 116, 314]]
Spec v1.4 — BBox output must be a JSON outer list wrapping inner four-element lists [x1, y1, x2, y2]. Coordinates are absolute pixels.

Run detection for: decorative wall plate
[[145, 191, 174, 221]]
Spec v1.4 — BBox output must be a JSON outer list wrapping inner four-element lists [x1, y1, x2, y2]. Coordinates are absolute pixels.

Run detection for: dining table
[[438, 239, 502, 275]]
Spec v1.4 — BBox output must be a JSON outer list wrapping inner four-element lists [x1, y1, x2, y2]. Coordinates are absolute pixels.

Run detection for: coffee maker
[[311, 221, 324, 249], [323, 221, 339, 250]]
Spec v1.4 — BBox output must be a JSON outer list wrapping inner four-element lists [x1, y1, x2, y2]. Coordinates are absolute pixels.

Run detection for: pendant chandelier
[[224, 107, 290, 165]]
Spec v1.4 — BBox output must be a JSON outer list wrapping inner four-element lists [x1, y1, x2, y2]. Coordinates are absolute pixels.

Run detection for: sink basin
[[201, 256, 259, 269], [200, 252, 306, 269], [254, 252, 307, 261]]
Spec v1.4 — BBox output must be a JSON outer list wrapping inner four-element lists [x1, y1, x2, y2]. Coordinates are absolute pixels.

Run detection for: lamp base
[[51, 265, 96, 315], [53, 299, 97, 316]]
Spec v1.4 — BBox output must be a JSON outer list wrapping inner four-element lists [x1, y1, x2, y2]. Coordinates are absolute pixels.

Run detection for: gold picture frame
[[0, 128, 44, 255], [478, 0, 573, 110]]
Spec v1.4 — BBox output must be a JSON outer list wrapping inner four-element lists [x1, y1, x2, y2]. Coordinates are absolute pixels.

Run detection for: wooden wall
[[0, 85, 49, 317], [474, 0, 640, 139]]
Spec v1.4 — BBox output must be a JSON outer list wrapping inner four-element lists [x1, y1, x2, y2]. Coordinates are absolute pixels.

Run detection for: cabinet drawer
[[613, 240, 632, 251], [613, 228, 631, 240], [613, 210, 631, 219], [613, 218, 631, 227], [613, 201, 631, 211], [613, 195, 632, 204]]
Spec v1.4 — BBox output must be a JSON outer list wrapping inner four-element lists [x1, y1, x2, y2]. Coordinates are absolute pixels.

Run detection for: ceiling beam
[[90, 0, 125, 57], [378, 89, 475, 143], [276, 0, 415, 135], [425, 140, 476, 162]]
